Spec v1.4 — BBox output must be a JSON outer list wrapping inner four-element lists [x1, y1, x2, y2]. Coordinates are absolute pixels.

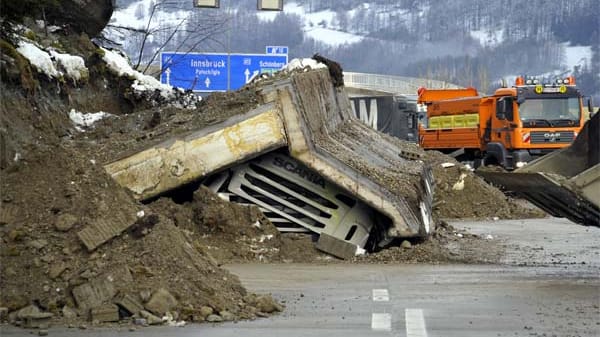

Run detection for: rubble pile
[[1, 16, 542, 332], [0, 22, 282, 330]]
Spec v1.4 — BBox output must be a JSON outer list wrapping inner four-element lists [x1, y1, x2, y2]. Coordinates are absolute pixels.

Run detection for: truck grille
[[202, 153, 375, 248], [530, 131, 575, 144]]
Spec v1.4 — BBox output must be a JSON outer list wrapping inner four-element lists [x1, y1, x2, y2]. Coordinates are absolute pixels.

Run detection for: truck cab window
[[496, 97, 514, 121]]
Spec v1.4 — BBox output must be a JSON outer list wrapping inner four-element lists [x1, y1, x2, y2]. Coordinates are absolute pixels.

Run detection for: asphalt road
[[2, 217, 599, 336]]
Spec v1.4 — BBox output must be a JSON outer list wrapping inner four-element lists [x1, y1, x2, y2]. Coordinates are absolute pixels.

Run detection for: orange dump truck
[[417, 76, 591, 169]]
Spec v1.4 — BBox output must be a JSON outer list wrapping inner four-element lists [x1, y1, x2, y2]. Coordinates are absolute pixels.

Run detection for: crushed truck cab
[[104, 68, 435, 258]]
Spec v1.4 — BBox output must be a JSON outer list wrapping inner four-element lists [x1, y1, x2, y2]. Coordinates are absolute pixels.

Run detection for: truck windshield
[[518, 97, 581, 123]]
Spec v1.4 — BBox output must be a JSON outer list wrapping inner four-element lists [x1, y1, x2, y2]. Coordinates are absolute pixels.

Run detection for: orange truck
[[417, 76, 592, 169]]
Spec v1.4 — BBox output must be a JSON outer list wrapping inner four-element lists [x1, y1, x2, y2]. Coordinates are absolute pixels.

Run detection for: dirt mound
[[1, 15, 544, 332], [0, 23, 281, 329], [355, 221, 502, 264], [424, 151, 545, 220]]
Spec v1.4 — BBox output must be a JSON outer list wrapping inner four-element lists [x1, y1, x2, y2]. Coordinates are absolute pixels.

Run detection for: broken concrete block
[[199, 306, 213, 319], [62, 306, 78, 320], [55, 213, 78, 232], [400, 240, 412, 249], [206, 314, 223, 322], [0, 204, 19, 225], [72, 277, 116, 312], [27, 239, 48, 250], [145, 288, 177, 316], [16, 305, 41, 319], [104, 265, 133, 285], [315, 233, 357, 260], [255, 295, 283, 313], [77, 211, 136, 251], [140, 310, 162, 325], [90, 304, 119, 323], [49, 262, 68, 280], [219, 310, 235, 321], [17, 305, 53, 328], [114, 294, 144, 316]]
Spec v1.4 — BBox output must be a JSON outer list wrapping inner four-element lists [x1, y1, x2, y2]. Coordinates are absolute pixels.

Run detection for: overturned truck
[[104, 67, 434, 259]]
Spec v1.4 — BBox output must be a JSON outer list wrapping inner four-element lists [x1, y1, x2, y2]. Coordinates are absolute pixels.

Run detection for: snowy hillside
[[107, 0, 599, 99]]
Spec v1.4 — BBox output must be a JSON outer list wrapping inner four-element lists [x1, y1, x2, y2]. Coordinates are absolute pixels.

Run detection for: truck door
[[493, 97, 514, 149]]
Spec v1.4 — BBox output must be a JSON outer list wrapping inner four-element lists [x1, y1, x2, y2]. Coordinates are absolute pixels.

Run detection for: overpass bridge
[[343, 72, 461, 95]]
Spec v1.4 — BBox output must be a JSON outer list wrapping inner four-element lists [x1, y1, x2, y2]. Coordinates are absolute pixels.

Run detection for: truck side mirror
[[588, 97, 594, 115]]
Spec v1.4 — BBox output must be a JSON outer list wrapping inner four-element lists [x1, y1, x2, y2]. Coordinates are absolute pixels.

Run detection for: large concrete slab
[[104, 69, 433, 239]]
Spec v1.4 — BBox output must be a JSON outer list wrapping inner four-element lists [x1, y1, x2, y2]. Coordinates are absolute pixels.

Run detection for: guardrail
[[343, 72, 462, 94]]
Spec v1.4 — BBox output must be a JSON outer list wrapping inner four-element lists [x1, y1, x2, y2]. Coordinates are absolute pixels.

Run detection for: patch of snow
[[49, 51, 88, 81], [108, 0, 189, 36], [257, 1, 363, 47], [284, 58, 327, 72], [470, 29, 504, 48], [68, 109, 112, 131], [304, 27, 364, 47], [17, 40, 88, 81], [102, 48, 174, 99], [257, 2, 303, 21], [101, 47, 200, 108], [17, 41, 59, 78], [562, 42, 592, 71]]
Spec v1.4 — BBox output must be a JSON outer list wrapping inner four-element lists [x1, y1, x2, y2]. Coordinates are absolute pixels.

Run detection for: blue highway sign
[[229, 54, 288, 90], [161, 52, 288, 92], [266, 46, 288, 55], [161, 52, 228, 92]]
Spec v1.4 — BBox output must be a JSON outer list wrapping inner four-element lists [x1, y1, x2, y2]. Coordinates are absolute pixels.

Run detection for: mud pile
[[424, 151, 545, 220], [0, 23, 282, 329], [1, 17, 542, 332]]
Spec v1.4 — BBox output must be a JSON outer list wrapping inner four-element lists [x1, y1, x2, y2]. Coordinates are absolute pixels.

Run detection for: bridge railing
[[343, 72, 462, 94]]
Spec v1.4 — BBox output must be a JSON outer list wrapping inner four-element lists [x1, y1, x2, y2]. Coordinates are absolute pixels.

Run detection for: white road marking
[[405, 308, 428, 337], [371, 313, 392, 331], [372, 288, 389, 302]]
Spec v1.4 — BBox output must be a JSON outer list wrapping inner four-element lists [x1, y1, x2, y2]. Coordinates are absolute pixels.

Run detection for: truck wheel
[[484, 155, 498, 167]]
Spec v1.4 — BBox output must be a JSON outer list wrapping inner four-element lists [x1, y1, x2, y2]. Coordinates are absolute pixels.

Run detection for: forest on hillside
[[109, 0, 599, 98]]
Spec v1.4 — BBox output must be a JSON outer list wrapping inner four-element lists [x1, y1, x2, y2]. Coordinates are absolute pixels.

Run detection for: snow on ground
[[49, 51, 88, 81], [562, 42, 592, 70], [470, 29, 504, 48], [110, 0, 189, 30], [101, 47, 174, 97], [17, 40, 88, 81], [257, 1, 364, 47], [304, 27, 364, 47], [107, 0, 190, 42], [101, 47, 200, 108], [17, 41, 60, 78], [68, 109, 113, 131], [284, 58, 327, 72]]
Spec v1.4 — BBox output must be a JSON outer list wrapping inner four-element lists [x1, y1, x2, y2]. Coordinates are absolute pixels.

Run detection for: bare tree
[[105, 0, 227, 76]]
